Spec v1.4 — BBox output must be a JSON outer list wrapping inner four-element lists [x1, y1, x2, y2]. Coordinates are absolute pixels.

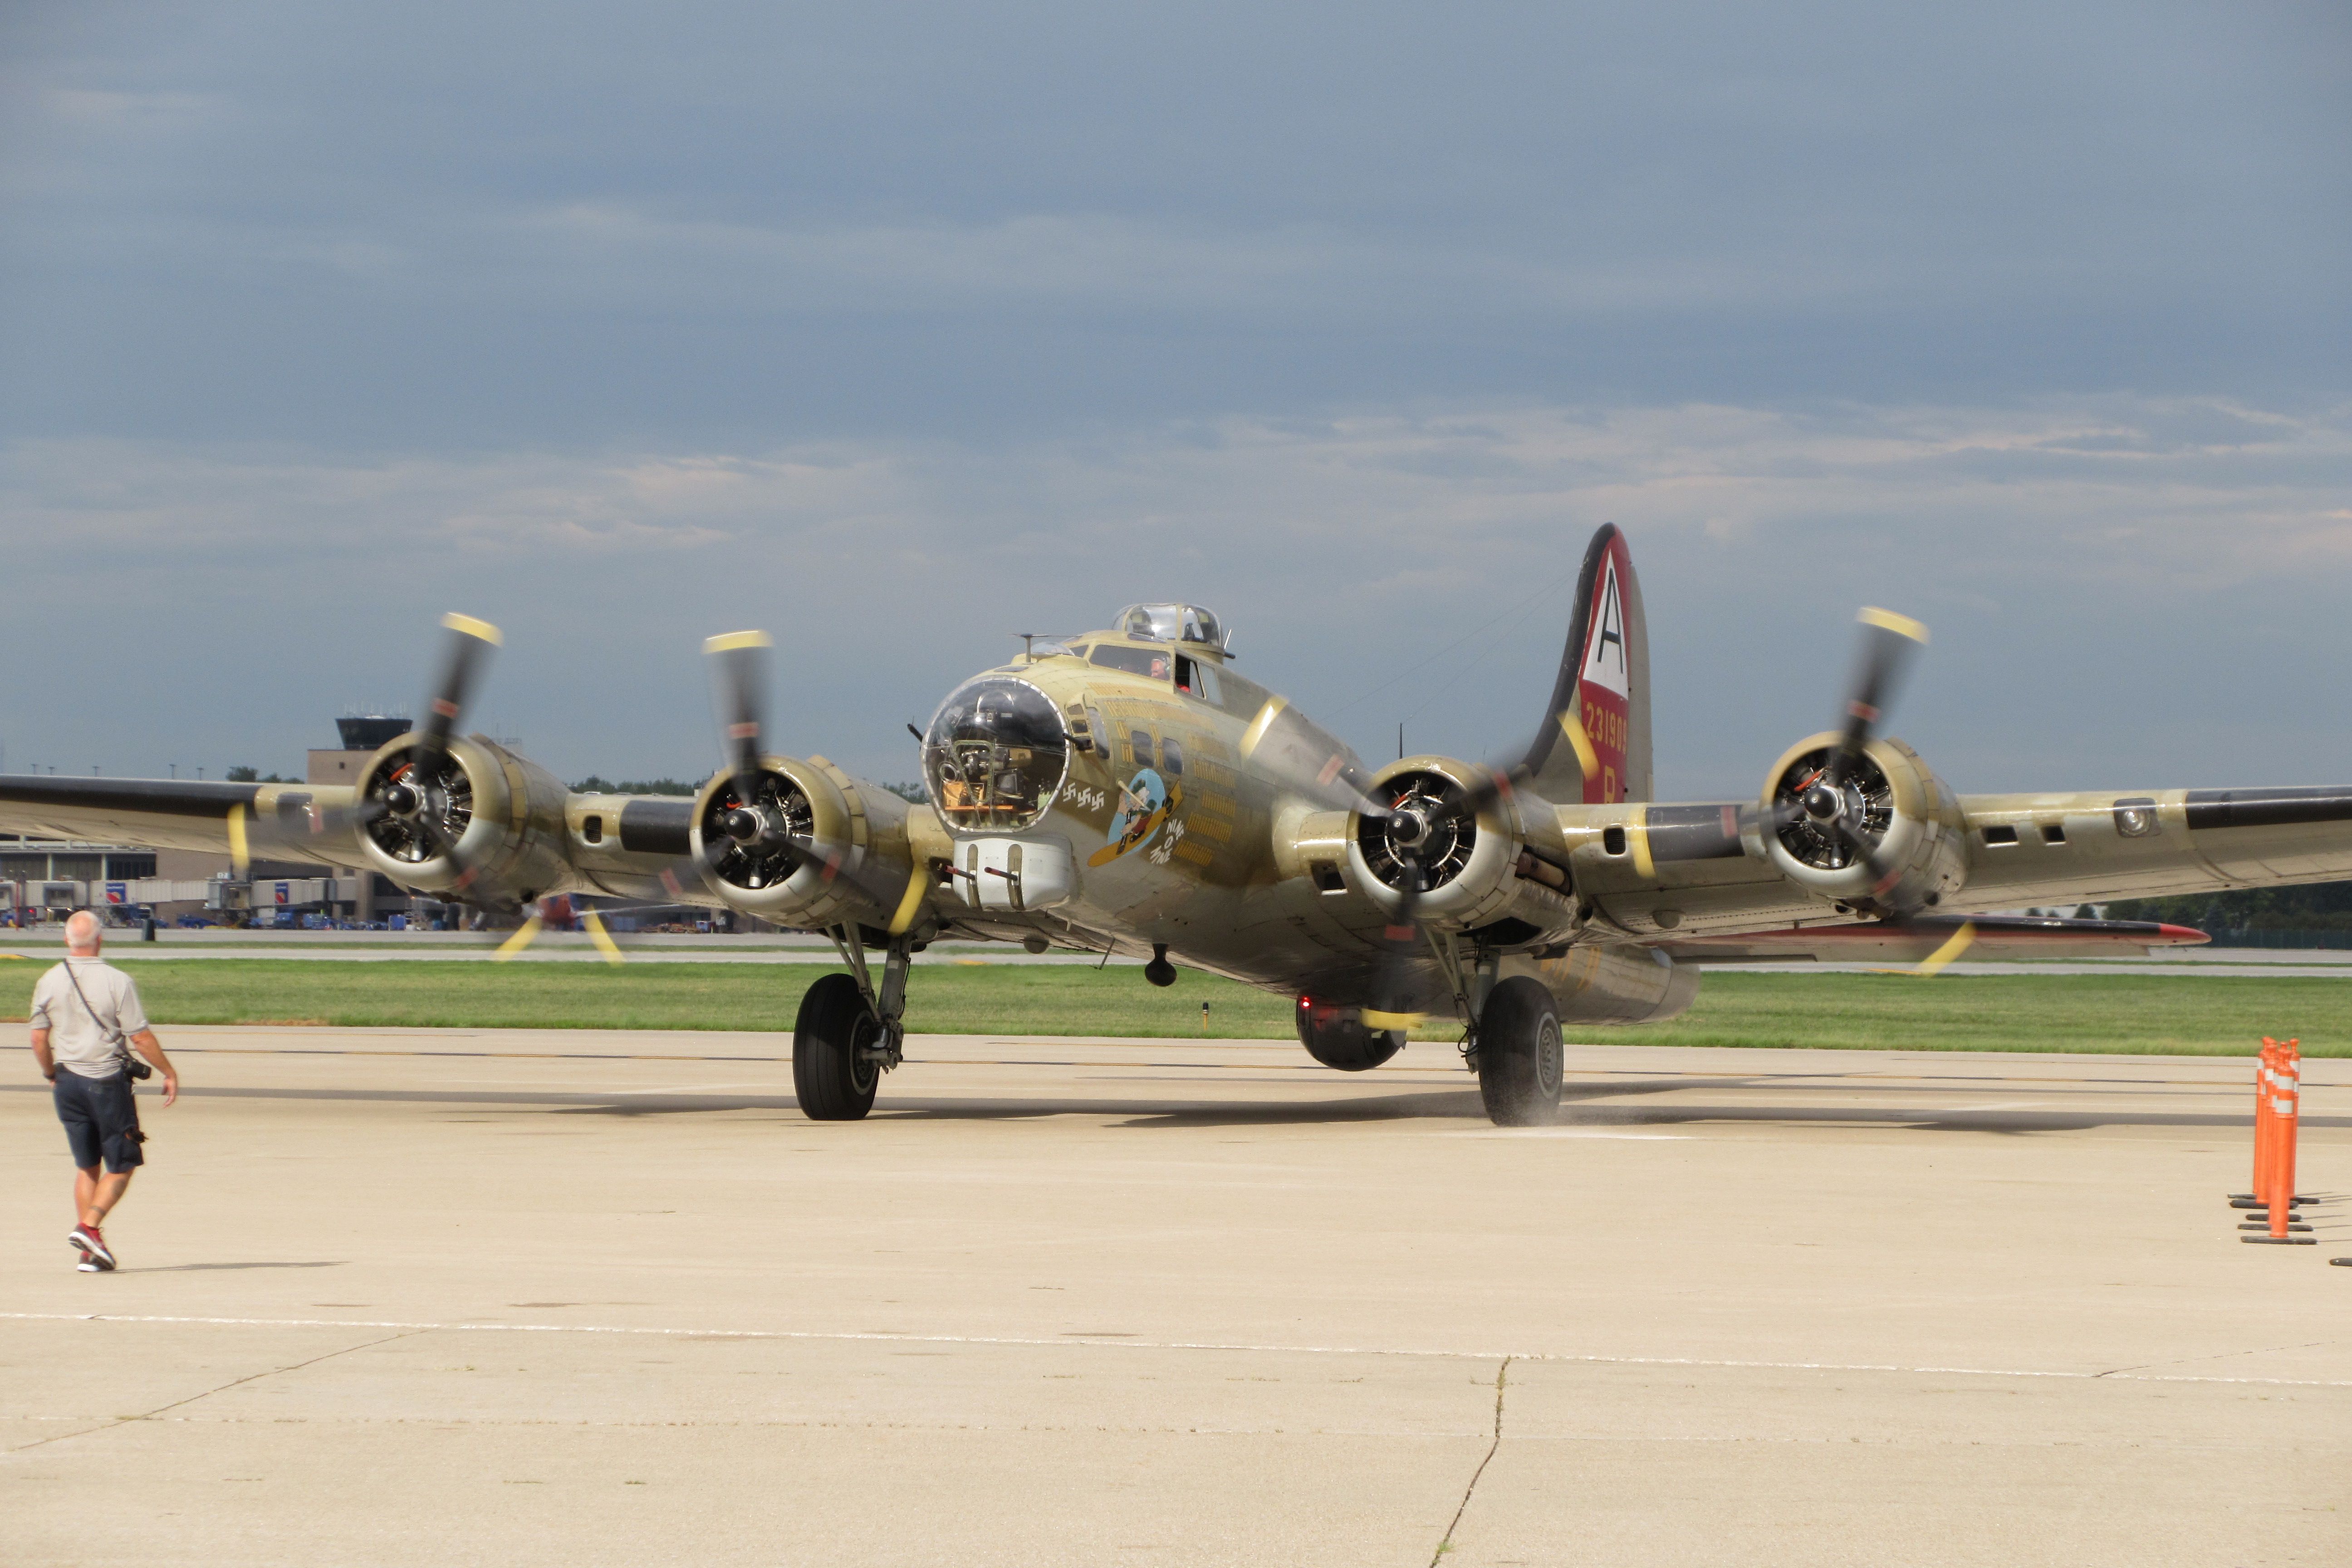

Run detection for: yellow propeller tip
[[704, 630, 774, 654], [1360, 1009, 1426, 1031], [1858, 607, 1928, 644], [441, 612, 504, 646], [1237, 696, 1287, 760]]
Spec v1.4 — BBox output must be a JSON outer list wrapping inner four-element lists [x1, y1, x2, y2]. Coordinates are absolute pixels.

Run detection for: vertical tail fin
[[1521, 523, 1651, 804]]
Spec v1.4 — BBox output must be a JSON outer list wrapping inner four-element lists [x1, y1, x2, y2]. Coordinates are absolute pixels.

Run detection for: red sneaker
[[69, 1225, 115, 1268]]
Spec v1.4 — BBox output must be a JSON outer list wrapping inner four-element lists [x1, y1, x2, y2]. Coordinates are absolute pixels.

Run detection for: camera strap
[[59, 959, 133, 1076]]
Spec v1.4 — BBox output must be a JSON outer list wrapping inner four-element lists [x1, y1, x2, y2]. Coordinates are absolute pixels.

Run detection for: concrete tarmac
[[4, 1029, 2347, 1567]]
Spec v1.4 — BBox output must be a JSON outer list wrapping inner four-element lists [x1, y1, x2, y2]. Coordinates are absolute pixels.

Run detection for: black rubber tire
[[793, 971, 881, 1121], [1477, 976, 1564, 1126]]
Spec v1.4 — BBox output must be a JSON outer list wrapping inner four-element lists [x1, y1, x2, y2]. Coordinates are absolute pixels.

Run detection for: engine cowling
[[355, 733, 574, 903], [1342, 758, 1577, 938], [1759, 732, 1967, 909], [688, 755, 913, 928]]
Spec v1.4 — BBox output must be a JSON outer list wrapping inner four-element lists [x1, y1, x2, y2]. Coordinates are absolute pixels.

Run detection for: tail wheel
[[793, 971, 881, 1121], [1477, 976, 1563, 1126]]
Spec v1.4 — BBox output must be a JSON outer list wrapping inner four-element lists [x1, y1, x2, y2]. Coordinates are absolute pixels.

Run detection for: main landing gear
[[794, 928, 911, 1121], [1473, 975, 1564, 1126]]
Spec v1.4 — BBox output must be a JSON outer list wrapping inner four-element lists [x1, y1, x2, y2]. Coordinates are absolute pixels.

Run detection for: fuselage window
[[1173, 657, 1221, 706], [1090, 643, 1171, 681], [922, 677, 1070, 833], [1160, 737, 1185, 777], [1129, 729, 1155, 769]]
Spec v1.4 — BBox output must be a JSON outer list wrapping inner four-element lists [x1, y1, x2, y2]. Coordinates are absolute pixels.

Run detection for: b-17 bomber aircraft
[[5, 525, 2343, 1125]]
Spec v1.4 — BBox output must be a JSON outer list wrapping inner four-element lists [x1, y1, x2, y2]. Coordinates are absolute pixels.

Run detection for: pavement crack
[[1429, 1354, 1510, 1566], [4, 1328, 421, 1454], [2093, 1338, 2336, 1379]]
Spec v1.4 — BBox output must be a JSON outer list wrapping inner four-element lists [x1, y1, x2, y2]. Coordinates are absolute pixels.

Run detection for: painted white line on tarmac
[[4, 1312, 2342, 1390]]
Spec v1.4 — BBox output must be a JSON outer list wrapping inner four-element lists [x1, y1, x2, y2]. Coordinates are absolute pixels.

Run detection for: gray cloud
[[5, 393, 2347, 797], [2, 4, 2347, 804]]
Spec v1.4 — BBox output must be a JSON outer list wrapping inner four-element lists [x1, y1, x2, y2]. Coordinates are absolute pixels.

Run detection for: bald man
[[29, 909, 177, 1271]]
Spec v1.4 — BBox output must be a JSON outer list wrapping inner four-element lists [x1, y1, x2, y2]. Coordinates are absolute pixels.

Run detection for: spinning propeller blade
[[698, 630, 913, 921], [1772, 607, 1931, 913]]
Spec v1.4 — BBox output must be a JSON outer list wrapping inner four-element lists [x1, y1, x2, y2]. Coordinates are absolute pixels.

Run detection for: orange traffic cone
[[2246, 1038, 2315, 1245]]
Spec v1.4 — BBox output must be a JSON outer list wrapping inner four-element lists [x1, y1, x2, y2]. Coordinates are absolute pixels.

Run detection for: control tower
[[311, 714, 413, 923]]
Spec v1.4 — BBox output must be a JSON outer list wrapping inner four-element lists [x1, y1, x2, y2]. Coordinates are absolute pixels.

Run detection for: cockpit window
[[1116, 603, 1227, 650], [923, 678, 1069, 831], [1090, 643, 1171, 680]]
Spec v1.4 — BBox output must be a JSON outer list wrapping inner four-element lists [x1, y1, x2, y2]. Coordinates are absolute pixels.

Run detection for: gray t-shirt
[[29, 958, 151, 1079]]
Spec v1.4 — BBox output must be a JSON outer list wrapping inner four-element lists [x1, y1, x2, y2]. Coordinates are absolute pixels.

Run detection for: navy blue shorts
[[54, 1070, 145, 1173]]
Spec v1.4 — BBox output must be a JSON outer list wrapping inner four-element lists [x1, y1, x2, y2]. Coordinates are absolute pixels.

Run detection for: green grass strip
[[3, 960, 2338, 1056]]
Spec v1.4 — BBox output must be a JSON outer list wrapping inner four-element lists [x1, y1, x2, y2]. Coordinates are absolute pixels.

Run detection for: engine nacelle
[[1342, 758, 1578, 939], [689, 755, 914, 929], [1759, 732, 1968, 910], [1524, 943, 1700, 1026], [355, 734, 574, 904], [1294, 998, 1405, 1072]]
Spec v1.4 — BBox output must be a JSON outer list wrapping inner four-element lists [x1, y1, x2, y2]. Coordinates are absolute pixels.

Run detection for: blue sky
[[4, 3, 2348, 797]]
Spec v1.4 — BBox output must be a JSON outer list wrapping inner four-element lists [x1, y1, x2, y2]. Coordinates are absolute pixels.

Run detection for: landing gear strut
[[794, 927, 912, 1121]]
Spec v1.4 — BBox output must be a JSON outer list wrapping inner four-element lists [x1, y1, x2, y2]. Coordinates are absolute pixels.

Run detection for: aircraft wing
[[0, 774, 365, 865], [1656, 912, 2209, 964], [1554, 784, 2352, 941], [1946, 786, 2352, 908]]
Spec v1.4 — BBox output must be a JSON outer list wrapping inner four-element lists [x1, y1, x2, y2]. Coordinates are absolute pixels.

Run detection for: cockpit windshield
[[1117, 603, 1227, 650], [923, 677, 1069, 832]]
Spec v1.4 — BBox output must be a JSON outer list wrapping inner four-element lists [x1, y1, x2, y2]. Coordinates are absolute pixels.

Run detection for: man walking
[[28, 909, 176, 1271]]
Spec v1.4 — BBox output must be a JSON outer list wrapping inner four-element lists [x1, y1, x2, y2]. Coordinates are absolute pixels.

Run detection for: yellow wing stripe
[[1858, 606, 1928, 644], [1558, 704, 1601, 782], [441, 612, 504, 645], [226, 804, 250, 878], [1238, 697, 1286, 760], [887, 865, 929, 936], [1628, 805, 1655, 882], [1913, 921, 1977, 977], [704, 630, 773, 653]]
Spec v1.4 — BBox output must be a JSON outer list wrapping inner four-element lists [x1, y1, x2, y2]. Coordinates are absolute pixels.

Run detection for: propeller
[[357, 613, 504, 891], [490, 895, 627, 965], [1239, 698, 1394, 819], [227, 613, 502, 885], [701, 632, 930, 933], [1773, 607, 1930, 912], [1359, 760, 1533, 1033], [1350, 690, 1602, 1033]]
